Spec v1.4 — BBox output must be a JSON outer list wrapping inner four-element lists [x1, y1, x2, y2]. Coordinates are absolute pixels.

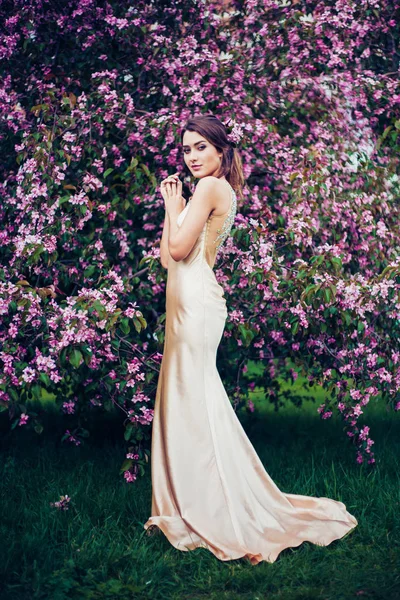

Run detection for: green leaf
[[84, 265, 96, 278], [104, 168, 114, 178], [60, 347, 68, 367], [342, 312, 352, 326], [31, 245, 45, 263], [140, 163, 151, 179], [9, 388, 19, 402], [69, 349, 83, 368], [81, 346, 93, 366], [120, 458, 133, 472], [132, 317, 142, 334], [381, 125, 393, 140], [30, 103, 48, 113], [126, 157, 138, 173], [39, 373, 51, 387], [323, 287, 331, 303], [31, 384, 42, 400], [9, 301, 17, 313], [238, 324, 255, 347], [124, 425, 133, 441], [137, 316, 147, 329], [91, 300, 107, 319], [331, 257, 342, 271], [120, 318, 130, 334]]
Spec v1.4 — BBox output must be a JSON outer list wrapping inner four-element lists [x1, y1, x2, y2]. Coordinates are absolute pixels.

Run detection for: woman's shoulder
[[193, 176, 232, 217], [196, 175, 230, 189], [193, 176, 231, 199]]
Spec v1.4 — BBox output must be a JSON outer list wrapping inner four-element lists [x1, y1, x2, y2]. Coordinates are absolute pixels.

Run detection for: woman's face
[[182, 130, 222, 179]]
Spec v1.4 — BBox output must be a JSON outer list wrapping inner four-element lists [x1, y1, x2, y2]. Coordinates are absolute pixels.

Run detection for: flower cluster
[[224, 118, 244, 147], [50, 494, 71, 511]]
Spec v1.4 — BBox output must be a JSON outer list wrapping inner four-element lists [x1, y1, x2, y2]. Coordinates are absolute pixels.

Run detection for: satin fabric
[[144, 182, 358, 564]]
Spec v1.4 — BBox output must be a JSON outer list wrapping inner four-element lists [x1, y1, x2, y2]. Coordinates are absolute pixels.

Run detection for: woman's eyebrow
[[182, 141, 207, 149]]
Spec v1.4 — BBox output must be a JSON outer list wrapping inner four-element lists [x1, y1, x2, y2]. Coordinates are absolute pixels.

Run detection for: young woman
[[143, 114, 358, 565]]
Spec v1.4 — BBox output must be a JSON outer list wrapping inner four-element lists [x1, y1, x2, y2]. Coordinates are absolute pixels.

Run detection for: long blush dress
[[143, 181, 358, 565]]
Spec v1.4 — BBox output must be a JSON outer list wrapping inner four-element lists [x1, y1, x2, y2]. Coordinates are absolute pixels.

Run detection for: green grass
[[1, 368, 399, 600]]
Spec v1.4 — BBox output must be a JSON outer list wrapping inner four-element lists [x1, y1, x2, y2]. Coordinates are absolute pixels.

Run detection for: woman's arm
[[160, 210, 170, 269], [168, 177, 218, 262]]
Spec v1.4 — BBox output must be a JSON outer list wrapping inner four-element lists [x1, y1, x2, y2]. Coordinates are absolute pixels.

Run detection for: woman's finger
[[162, 179, 177, 189], [162, 176, 175, 184]]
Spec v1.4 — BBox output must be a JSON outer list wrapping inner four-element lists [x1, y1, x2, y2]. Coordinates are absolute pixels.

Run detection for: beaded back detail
[[213, 186, 237, 252]]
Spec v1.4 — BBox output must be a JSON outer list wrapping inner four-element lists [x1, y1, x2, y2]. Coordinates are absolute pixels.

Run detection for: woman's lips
[[192, 165, 202, 170]]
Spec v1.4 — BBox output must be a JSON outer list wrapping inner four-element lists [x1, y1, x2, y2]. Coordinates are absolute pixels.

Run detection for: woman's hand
[[160, 172, 186, 216]]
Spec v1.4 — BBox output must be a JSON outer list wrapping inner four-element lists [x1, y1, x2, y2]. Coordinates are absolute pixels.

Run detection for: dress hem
[[143, 513, 358, 566]]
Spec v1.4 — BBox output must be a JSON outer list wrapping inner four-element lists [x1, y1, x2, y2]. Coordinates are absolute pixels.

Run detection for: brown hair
[[180, 113, 245, 201]]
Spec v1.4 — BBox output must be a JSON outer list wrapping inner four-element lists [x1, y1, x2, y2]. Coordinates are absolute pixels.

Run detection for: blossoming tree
[[1, 0, 399, 480]]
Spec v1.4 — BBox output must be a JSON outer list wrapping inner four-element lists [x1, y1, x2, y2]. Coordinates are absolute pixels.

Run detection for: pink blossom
[[359, 426, 370, 441], [22, 366, 36, 383], [124, 470, 137, 483], [19, 413, 29, 426]]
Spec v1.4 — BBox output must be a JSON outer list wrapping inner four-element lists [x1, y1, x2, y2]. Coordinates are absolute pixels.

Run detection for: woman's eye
[[183, 146, 206, 153]]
